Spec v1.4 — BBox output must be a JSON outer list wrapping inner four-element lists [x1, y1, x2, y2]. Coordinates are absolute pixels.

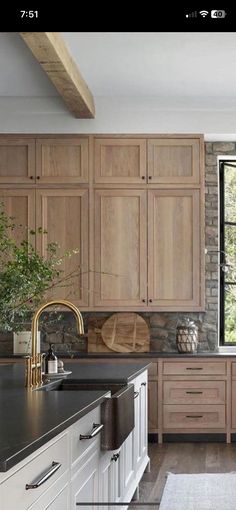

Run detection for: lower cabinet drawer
[[163, 361, 226, 376], [163, 380, 226, 405], [163, 405, 225, 429], [71, 406, 101, 467], [1, 431, 69, 510]]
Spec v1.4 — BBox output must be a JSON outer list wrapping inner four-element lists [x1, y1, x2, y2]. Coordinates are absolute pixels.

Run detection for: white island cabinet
[[0, 369, 149, 510]]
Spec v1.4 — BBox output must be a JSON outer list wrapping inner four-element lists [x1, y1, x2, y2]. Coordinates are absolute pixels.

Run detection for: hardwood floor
[[129, 442, 236, 508]]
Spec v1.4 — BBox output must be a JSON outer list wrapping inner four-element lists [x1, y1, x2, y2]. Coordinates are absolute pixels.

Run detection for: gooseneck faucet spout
[[25, 299, 84, 388]]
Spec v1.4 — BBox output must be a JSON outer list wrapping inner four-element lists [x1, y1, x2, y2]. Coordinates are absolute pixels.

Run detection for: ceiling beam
[[19, 32, 95, 119]]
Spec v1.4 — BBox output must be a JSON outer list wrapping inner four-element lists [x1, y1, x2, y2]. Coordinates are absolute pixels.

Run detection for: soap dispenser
[[45, 343, 58, 374]]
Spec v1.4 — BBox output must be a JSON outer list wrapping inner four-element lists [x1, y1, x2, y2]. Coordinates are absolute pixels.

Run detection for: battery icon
[[211, 10, 226, 18]]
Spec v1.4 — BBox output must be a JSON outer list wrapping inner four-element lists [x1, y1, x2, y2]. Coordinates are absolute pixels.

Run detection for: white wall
[[1, 96, 236, 141]]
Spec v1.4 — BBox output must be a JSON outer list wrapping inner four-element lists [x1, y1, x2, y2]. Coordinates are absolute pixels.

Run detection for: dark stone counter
[[0, 361, 149, 472]]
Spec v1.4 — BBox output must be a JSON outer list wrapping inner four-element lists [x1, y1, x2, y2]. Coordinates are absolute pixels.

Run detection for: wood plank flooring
[[129, 442, 236, 508]]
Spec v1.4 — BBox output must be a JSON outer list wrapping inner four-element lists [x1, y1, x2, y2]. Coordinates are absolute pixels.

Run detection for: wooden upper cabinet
[[148, 189, 203, 310], [148, 138, 201, 184], [0, 138, 35, 183], [36, 189, 89, 307], [36, 138, 89, 183], [94, 138, 146, 183], [94, 189, 147, 307], [0, 189, 35, 244]]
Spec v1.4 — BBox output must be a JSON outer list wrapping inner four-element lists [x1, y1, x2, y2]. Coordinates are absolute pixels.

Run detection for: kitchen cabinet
[[94, 188, 203, 310], [148, 189, 202, 310], [94, 189, 147, 307], [36, 138, 89, 184], [94, 136, 201, 185], [0, 431, 70, 510], [147, 138, 201, 184], [36, 189, 89, 307], [94, 137, 146, 184], [71, 445, 100, 510], [0, 138, 35, 184], [0, 188, 35, 245], [0, 136, 89, 184]]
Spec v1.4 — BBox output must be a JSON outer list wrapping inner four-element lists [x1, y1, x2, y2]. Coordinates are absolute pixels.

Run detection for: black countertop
[[0, 361, 149, 472]]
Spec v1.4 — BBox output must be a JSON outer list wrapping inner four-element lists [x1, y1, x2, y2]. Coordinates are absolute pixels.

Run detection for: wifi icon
[[199, 10, 209, 17]]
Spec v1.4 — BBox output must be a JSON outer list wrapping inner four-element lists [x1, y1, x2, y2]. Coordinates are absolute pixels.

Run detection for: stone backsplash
[[1, 141, 235, 355]]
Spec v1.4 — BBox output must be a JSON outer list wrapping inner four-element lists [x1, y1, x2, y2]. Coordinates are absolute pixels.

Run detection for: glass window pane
[[224, 164, 236, 222], [224, 225, 236, 282], [225, 284, 236, 343]]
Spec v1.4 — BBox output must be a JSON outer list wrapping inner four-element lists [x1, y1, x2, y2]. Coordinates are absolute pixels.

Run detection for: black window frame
[[220, 160, 236, 346]]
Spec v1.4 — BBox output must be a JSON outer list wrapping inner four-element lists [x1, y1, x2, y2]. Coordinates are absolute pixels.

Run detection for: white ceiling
[[1, 32, 236, 110]]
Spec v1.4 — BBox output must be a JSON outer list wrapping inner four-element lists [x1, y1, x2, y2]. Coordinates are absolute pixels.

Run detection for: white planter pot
[[13, 331, 41, 355]]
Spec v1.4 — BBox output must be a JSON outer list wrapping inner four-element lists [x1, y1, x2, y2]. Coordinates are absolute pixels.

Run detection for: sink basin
[[40, 379, 135, 450]]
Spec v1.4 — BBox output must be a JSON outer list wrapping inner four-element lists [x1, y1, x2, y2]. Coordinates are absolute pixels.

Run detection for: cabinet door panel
[[94, 138, 146, 183], [0, 189, 35, 245], [148, 381, 158, 432], [36, 189, 89, 306], [36, 138, 89, 183], [148, 189, 201, 309], [71, 448, 99, 510], [0, 138, 35, 183], [94, 190, 147, 307], [148, 138, 200, 184]]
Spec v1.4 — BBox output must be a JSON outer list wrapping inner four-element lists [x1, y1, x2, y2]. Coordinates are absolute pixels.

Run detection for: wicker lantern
[[176, 317, 198, 353]]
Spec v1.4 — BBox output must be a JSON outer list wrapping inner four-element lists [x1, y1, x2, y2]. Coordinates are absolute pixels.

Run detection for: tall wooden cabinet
[[93, 134, 204, 311], [36, 189, 89, 306], [0, 134, 204, 311]]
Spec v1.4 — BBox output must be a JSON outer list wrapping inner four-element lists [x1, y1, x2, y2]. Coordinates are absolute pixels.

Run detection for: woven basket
[[176, 326, 198, 353]]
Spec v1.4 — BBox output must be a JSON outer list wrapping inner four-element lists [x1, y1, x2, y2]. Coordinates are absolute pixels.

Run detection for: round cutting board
[[101, 313, 150, 353]]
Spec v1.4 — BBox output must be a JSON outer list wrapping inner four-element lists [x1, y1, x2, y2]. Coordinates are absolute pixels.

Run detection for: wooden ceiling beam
[[19, 32, 95, 118]]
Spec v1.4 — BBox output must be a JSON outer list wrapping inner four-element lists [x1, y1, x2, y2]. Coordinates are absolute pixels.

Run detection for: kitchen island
[[0, 362, 149, 510]]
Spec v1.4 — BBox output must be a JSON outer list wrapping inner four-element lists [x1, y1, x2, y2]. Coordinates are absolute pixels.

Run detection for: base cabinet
[[0, 370, 149, 510]]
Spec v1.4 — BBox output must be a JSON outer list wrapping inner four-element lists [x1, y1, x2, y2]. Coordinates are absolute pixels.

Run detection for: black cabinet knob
[[142, 299, 146, 303], [148, 176, 152, 180], [29, 176, 33, 179], [141, 176, 145, 180], [36, 176, 40, 180], [149, 299, 152, 303]]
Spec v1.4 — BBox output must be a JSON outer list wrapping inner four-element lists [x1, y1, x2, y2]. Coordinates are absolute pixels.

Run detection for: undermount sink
[[40, 379, 135, 450]]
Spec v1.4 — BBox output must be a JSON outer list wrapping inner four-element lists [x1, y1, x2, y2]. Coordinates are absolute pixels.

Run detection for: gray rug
[[159, 472, 236, 510]]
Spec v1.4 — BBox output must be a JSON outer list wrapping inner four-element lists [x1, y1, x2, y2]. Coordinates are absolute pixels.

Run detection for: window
[[220, 161, 236, 345]]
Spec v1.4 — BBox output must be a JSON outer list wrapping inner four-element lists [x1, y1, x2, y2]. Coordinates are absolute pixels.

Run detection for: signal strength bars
[[186, 11, 197, 18]]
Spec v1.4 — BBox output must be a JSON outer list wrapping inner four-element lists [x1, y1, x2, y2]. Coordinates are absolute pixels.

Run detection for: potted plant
[[0, 204, 79, 354]]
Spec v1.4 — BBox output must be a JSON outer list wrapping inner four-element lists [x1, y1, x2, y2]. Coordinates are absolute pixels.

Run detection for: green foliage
[[224, 165, 236, 343], [0, 204, 79, 332]]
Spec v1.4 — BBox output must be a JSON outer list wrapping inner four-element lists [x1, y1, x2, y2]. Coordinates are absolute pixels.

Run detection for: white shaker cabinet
[[0, 369, 149, 510]]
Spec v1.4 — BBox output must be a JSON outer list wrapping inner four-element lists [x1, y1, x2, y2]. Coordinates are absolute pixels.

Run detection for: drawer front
[[148, 363, 158, 379], [163, 405, 225, 429], [163, 361, 226, 376], [163, 381, 226, 405], [71, 406, 101, 466], [1, 432, 69, 510]]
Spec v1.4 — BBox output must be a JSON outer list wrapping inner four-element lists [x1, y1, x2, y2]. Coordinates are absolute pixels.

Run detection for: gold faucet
[[25, 299, 84, 389]]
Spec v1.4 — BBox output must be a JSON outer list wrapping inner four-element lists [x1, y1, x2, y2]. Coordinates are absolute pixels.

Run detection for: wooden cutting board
[[100, 313, 150, 353]]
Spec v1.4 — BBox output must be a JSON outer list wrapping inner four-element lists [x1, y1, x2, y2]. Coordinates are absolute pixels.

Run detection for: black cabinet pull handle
[[80, 423, 103, 440], [134, 391, 139, 399], [186, 391, 203, 394], [111, 453, 120, 462], [186, 415, 203, 419], [25, 461, 61, 489], [141, 382, 147, 386], [186, 367, 203, 370]]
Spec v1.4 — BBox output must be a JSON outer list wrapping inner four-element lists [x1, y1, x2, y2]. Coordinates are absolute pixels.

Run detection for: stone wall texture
[[1, 142, 235, 355]]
